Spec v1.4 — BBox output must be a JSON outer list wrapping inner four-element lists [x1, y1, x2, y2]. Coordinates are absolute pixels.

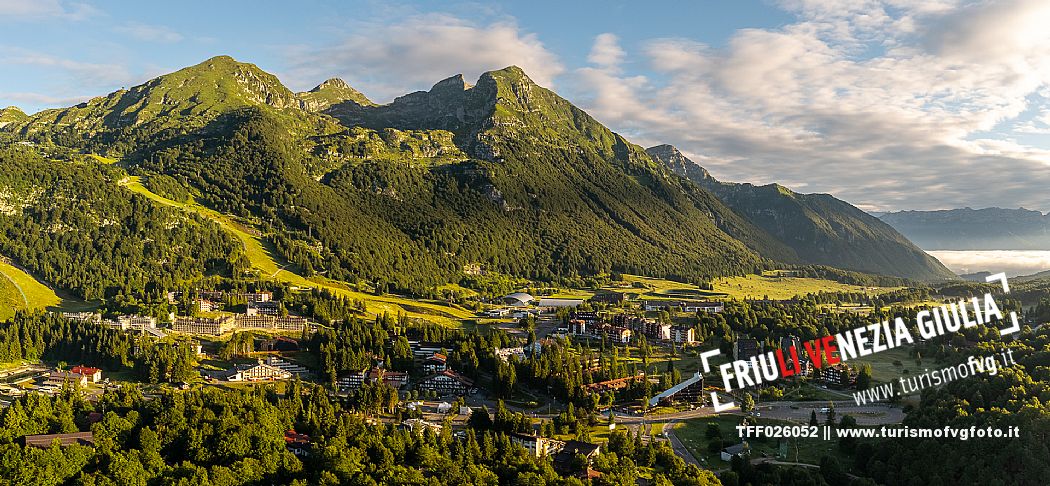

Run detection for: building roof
[[284, 430, 310, 445], [558, 440, 600, 458], [70, 365, 100, 375], [537, 298, 584, 308], [722, 443, 748, 455], [503, 292, 535, 305], [649, 372, 703, 407], [24, 432, 95, 448], [422, 370, 475, 387]]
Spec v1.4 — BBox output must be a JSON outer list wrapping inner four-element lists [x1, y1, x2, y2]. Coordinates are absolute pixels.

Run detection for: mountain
[[879, 208, 1050, 250], [647, 144, 955, 281], [5, 56, 331, 145], [0, 106, 26, 128], [296, 78, 374, 112], [0, 55, 952, 293]]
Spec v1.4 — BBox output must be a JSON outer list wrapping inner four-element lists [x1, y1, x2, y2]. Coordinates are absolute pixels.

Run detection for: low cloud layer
[[571, 0, 1050, 211]]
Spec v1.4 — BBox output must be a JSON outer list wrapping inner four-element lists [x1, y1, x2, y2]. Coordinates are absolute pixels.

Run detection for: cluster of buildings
[[507, 433, 601, 478], [562, 312, 697, 346], [62, 312, 167, 338], [337, 367, 409, 391]]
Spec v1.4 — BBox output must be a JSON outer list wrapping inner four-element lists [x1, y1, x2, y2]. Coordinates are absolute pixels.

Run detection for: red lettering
[[803, 339, 824, 368], [823, 336, 840, 365], [776, 349, 794, 378]]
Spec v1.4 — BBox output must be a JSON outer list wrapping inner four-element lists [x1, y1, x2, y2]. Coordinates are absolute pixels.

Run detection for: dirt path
[[0, 267, 28, 308]]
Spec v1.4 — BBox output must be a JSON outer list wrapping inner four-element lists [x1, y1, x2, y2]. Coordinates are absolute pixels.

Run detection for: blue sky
[[3, 0, 1050, 212]]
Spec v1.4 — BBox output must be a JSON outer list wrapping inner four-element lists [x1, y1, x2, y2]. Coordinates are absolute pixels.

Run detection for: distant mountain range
[[0, 55, 955, 292], [878, 207, 1050, 250]]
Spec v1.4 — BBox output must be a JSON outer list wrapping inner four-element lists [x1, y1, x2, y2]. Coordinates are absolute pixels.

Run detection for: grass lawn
[[674, 414, 846, 467], [121, 176, 475, 327], [0, 259, 62, 320], [845, 345, 922, 384], [615, 273, 900, 303], [713, 274, 902, 301]]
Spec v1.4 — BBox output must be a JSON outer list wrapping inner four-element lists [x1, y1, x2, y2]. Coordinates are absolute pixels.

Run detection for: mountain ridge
[[0, 55, 952, 287], [646, 144, 955, 281], [879, 207, 1050, 250]]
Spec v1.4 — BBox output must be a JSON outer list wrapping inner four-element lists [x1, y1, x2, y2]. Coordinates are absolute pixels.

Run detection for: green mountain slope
[[296, 78, 375, 112], [0, 55, 950, 294], [646, 144, 955, 281]]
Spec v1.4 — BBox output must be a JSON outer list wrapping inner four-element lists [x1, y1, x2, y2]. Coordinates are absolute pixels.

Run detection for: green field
[[120, 176, 475, 327], [0, 259, 62, 321], [674, 414, 845, 467], [616, 273, 900, 302]]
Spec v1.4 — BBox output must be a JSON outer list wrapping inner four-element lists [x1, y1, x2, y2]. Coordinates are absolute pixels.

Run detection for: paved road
[[663, 421, 701, 466]]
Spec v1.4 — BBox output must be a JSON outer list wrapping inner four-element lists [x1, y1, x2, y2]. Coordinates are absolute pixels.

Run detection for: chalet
[[734, 339, 762, 361], [567, 319, 589, 336], [337, 367, 408, 390], [23, 432, 95, 449], [537, 298, 584, 311], [721, 442, 749, 461], [671, 326, 695, 345], [417, 370, 475, 396], [224, 360, 292, 382], [195, 299, 218, 313], [284, 430, 311, 456], [172, 316, 235, 335], [70, 365, 102, 383], [509, 432, 562, 457], [590, 292, 626, 304], [423, 353, 448, 373], [44, 371, 87, 388], [820, 363, 856, 388], [553, 440, 601, 475], [502, 292, 535, 307], [604, 326, 632, 344]]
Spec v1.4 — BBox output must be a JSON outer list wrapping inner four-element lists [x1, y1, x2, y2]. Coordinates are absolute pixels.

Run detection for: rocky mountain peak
[[646, 144, 713, 182]]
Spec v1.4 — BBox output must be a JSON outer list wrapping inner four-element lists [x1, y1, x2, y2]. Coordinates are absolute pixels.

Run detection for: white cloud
[[0, 49, 131, 88], [0, 0, 97, 21], [114, 22, 183, 43], [588, 33, 626, 69], [282, 14, 564, 101], [573, 1, 1050, 211]]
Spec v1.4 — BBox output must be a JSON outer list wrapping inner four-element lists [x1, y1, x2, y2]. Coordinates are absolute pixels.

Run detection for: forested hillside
[[0, 146, 243, 300], [647, 145, 954, 281]]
